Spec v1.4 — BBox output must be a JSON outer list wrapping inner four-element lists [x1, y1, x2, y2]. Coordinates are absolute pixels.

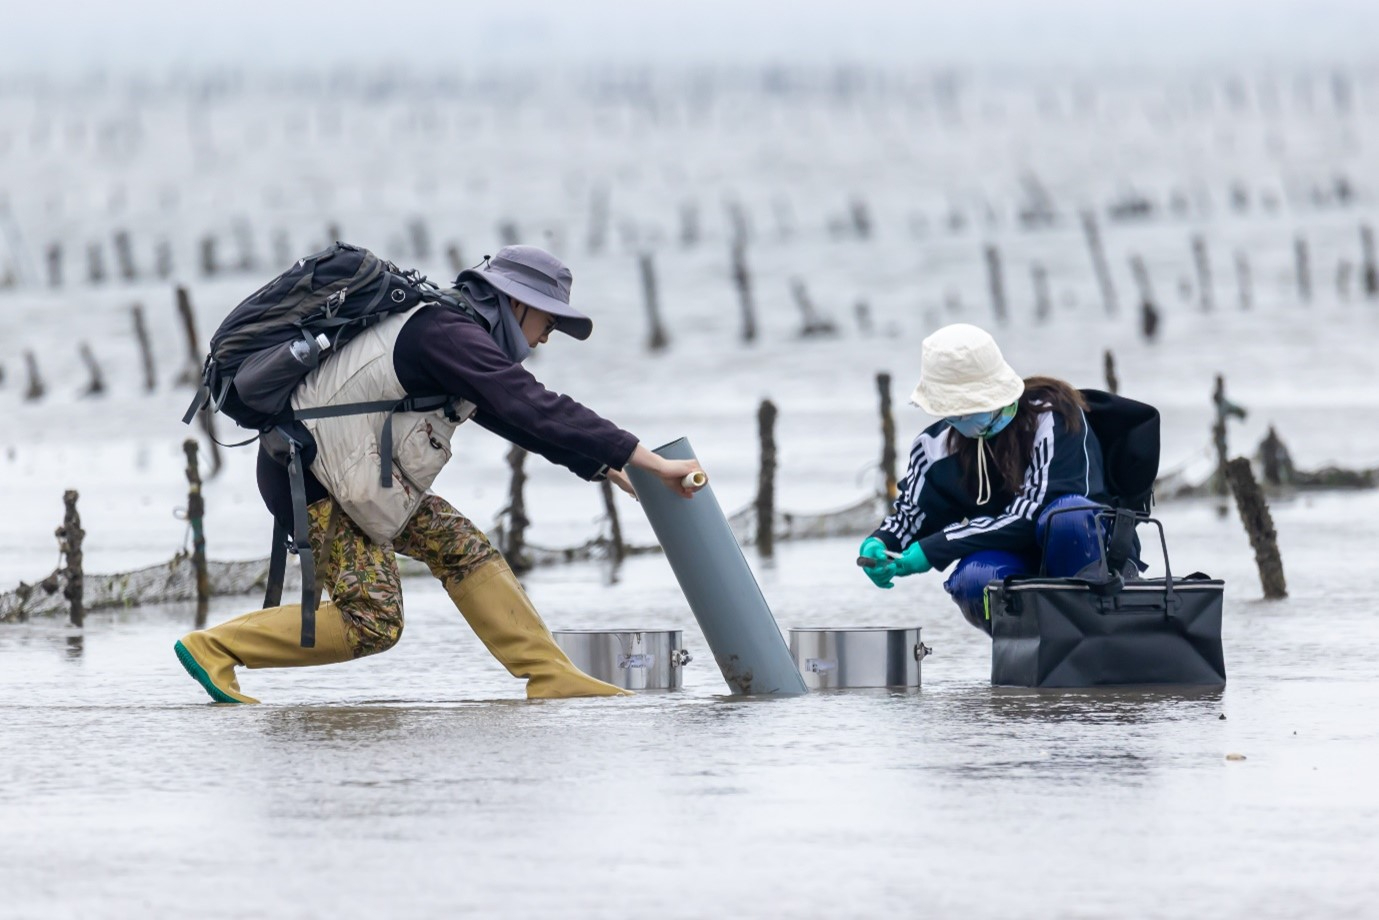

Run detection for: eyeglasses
[[517, 302, 559, 338]]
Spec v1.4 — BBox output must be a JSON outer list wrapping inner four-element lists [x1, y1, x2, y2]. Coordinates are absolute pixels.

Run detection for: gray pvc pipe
[[627, 437, 808, 696]]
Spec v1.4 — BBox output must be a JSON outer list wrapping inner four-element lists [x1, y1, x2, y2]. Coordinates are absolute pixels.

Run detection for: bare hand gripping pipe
[[628, 437, 808, 696]]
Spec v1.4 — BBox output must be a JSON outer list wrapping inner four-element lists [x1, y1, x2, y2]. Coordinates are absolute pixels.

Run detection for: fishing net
[[13, 428, 1357, 623], [0, 494, 892, 622]]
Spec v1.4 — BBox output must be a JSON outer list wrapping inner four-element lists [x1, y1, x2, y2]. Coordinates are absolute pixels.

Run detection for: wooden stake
[[200, 236, 217, 277], [1224, 457, 1287, 599], [1294, 235, 1311, 303], [640, 252, 668, 351], [732, 242, 757, 344], [756, 400, 777, 557], [175, 285, 202, 387], [984, 244, 1008, 324], [1191, 235, 1213, 311], [45, 242, 62, 288], [113, 229, 136, 281], [876, 373, 897, 498], [1212, 375, 1247, 496], [154, 240, 173, 279], [407, 218, 431, 261], [1129, 255, 1160, 341], [1361, 225, 1378, 298], [791, 278, 837, 337], [87, 242, 105, 284], [23, 350, 45, 401], [854, 300, 872, 335], [1258, 426, 1294, 487], [183, 439, 210, 627], [586, 186, 609, 255], [503, 445, 531, 573], [1081, 210, 1118, 316], [131, 303, 156, 392], [232, 222, 255, 272], [446, 243, 465, 276], [78, 342, 106, 397], [1031, 263, 1051, 321], [1103, 350, 1119, 394], [175, 286, 222, 476], [56, 490, 84, 628], [850, 198, 873, 239], [600, 479, 625, 565]]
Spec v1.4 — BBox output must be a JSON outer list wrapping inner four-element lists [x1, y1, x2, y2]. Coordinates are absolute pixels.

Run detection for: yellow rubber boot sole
[[174, 635, 259, 704], [175, 603, 353, 704]]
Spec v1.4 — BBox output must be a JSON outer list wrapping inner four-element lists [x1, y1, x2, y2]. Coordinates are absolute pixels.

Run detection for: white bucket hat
[[910, 323, 1025, 416]]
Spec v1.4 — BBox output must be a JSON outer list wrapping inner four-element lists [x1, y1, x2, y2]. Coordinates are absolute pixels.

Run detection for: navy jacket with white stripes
[[870, 407, 1112, 570]]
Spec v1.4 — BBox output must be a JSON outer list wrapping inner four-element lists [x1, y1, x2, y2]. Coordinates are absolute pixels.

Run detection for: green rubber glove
[[892, 542, 932, 577], [858, 537, 896, 589]]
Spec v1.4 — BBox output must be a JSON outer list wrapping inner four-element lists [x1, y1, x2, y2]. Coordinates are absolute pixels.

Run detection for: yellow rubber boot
[[174, 602, 353, 704], [448, 559, 631, 699]]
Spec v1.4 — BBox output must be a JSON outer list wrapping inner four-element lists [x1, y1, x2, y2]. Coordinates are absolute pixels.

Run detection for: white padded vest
[[292, 306, 475, 543]]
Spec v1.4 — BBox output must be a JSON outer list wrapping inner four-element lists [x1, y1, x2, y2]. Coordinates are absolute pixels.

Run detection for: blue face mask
[[947, 403, 1017, 439]]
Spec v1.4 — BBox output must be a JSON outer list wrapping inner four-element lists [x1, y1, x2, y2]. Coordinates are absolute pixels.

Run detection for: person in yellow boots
[[175, 245, 705, 703]]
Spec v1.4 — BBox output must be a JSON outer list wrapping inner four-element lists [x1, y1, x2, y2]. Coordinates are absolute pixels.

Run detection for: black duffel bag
[[987, 508, 1226, 688]]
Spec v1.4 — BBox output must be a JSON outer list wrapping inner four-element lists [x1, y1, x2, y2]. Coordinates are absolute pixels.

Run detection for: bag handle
[[1111, 511, 1176, 610], [1030, 504, 1177, 609]]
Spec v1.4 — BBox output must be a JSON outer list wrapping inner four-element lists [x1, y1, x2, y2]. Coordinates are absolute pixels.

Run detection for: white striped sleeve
[[877, 430, 943, 546], [942, 411, 1056, 540]]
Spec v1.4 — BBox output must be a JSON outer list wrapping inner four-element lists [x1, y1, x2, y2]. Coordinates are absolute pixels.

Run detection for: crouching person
[[176, 245, 704, 703], [859, 323, 1137, 633]]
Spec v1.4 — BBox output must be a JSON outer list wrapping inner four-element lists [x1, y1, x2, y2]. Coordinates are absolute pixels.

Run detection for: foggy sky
[[1, 0, 1375, 74]]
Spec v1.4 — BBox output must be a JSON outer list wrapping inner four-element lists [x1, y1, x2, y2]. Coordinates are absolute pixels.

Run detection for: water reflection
[[981, 686, 1225, 725], [259, 705, 419, 744]]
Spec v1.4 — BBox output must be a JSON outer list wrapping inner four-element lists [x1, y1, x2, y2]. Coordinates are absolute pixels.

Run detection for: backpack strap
[[268, 392, 462, 647], [264, 520, 288, 608], [181, 368, 231, 425], [285, 434, 318, 648], [182, 384, 211, 425], [289, 394, 459, 488], [1105, 507, 1138, 578], [262, 425, 319, 647]]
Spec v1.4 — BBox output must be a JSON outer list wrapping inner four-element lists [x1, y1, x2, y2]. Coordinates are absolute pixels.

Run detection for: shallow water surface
[[3, 497, 1378, 919]]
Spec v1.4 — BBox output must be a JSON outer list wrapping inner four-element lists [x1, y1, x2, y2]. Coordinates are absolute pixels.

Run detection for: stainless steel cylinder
[[788, 627, 931, 689], [552, 629, 692, 691]]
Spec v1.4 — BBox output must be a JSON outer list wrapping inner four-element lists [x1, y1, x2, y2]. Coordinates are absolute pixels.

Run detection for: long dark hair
[[946, 376, 1086, 503]]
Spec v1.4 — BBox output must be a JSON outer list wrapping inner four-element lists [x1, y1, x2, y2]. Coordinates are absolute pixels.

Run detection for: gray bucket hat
[[457, 245, 592, 340]]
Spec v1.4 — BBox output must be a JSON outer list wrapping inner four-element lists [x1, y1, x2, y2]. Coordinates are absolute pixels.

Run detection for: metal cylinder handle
[[671, 649, 692, 667]]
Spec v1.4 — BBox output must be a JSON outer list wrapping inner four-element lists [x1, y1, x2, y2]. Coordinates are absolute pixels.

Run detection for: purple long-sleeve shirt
[[257, 304, 638, 530]]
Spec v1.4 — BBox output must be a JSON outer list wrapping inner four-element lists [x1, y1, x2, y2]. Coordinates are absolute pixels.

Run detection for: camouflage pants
[[306, 494, 501, 658]]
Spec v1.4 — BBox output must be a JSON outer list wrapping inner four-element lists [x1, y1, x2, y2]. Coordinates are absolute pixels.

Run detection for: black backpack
[[182, 242, 484, 647], [1080, 389, 1161, 513], [183, 242, 435, 431]]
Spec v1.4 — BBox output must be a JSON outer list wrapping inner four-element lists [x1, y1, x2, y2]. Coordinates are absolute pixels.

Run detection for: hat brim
[[910, 371, 1025, 416], [458, 267, 593, 340]]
